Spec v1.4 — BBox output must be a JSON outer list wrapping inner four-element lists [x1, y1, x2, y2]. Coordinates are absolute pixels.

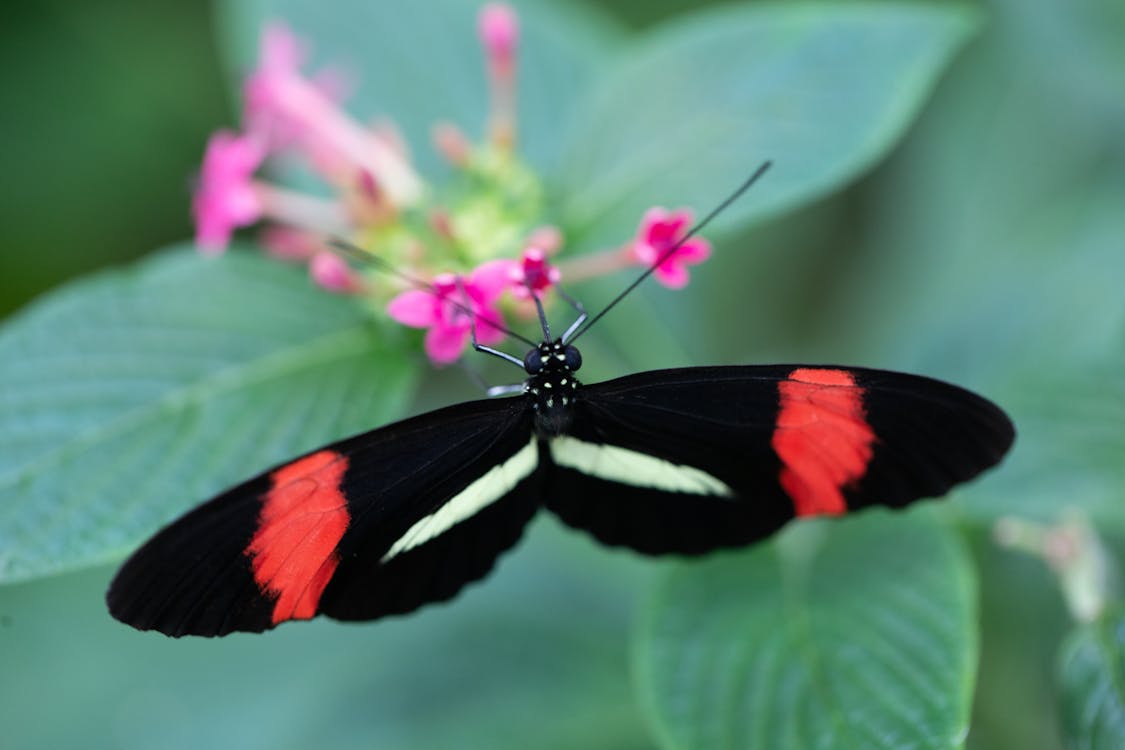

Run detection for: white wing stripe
[[382, 438, 539, 561], [550, 436, 734, 497]]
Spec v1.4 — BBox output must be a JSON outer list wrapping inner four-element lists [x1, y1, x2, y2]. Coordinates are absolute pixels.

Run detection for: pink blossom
[[241, 22, 353, 151], [192, 131, 266, 254], [479, 3, 518, 147], [478, 4, 518, 76], [386, 263, 510, 364], [242, 22, 422, 205], [243, 23, 307, 147], [525, 226, 563, 255], [259, 226, 322, 260], [432, 122, 472, 167], [507, 247, 560, 298], [629, 207, 711, 289], [309, 251, 364, 294]]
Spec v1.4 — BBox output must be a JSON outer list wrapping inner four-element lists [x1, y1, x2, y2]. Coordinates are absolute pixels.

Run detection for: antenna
[[529, 288, 551, 342], [567, 160, 772, 343], [329, 238, 537, 348]]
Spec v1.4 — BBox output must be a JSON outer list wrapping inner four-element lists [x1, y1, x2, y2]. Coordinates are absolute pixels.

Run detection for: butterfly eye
[[524, 348, 544, 374], [563, 345, 582, 371]]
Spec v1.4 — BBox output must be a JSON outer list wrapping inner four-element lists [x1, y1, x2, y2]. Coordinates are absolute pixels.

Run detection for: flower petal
[[675, 238, 712, 263], [425, 324, 469, 364], [192, 131, 266, 254], [386, 290, 437, 328], [470, 259, 519, 300], [261, 22, 306, 74], [630, 241, 657, 266], [641, 207, 694, 248], [655, 263, 691, 289], [479, 3, 518, 71], [309, 251, 359, 293], [475, 307, 508, 345]]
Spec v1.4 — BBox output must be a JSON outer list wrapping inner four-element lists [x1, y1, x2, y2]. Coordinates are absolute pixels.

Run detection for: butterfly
[[107, 163, 1014, 637]]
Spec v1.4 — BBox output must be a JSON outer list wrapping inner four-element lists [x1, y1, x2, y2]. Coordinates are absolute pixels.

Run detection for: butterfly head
[[524, 339, 581, 436]]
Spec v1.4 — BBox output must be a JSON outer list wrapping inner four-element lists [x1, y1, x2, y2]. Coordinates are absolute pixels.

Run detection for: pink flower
[[479, 3, 518, 147], [242, 22, 422, 206], [243, 23, 305, 146], [479, 4, 518, 77], [432, 122, 472, 167], [309, 251, 364, 294], [192, 131, 266, 254], [507, 247, 560, 298], [386, 262, 511, 364], [629, 207, 711, 289], [259, 226, 321, 261], [525, 226, 563, 255]]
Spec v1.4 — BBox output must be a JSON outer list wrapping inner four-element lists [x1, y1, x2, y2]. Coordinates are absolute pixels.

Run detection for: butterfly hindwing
[[107, 398, 540, 637], [543, 365, 1013, 556]]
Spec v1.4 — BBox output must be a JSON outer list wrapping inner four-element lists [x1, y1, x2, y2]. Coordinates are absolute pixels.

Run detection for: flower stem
[[253, 181, 351, 235], [554, 247, 632, 283], [274, 79, 424, 206]]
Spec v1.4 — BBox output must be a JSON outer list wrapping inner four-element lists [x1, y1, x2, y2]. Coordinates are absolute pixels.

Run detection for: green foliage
[[1058, 609, 1125, 750], [637, 510, 976, 749], [0, 249, 416, 582], [0, 520, 654, 750], [557, 2, 981, 245], [0, 0, 977, 587], [219, 0, 627, 177], [1, 0, 1123, 748]]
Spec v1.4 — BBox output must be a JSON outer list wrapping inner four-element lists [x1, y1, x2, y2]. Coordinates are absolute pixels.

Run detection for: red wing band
[[245, 450, 351, 625], [772, 368, 875, 516]]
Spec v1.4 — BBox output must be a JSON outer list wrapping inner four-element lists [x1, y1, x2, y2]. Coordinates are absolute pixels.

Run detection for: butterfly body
[[525, 339, 583, 436]]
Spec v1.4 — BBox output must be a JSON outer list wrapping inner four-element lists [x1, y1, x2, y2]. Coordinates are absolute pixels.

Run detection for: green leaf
[[736, 0, 1125, 538], [810, 0, 1125, 380], [968, 526, 1073, 750], [0, 247, 416, 583], [0, 519, 654, 750], [956, 361, 1125, 529], [218, 0, 626, 176], [637, 509, 977, 750], [557, 1, 981, 245], [1058, 608, 1125, 750]]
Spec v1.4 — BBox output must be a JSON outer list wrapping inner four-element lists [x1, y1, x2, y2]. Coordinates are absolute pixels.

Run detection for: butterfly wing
[[544, 365, 1013, 555], [107, 397, 540, 637]]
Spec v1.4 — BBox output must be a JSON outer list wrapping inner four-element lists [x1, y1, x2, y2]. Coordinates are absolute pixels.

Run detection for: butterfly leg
[[486, 383, 527, 398], [456, 278, 525, 369]]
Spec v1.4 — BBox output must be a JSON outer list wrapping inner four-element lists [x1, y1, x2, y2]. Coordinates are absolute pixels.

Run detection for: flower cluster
[[192, 3, 710, 364]]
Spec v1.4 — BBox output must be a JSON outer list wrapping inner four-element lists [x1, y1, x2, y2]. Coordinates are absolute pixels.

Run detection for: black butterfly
[[107, 163, 1014, 637]]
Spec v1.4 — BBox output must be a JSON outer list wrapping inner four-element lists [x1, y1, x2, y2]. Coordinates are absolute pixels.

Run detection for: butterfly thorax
[[524, 339, 582, 438]]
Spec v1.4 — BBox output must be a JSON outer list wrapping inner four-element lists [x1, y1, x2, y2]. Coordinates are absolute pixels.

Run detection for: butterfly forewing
[[543, 365, 1013, 556], [840, 367, 1014, 510], [107, 397, 540, 637]]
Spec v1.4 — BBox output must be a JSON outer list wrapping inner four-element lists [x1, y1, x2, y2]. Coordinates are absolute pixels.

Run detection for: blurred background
[[1, 0, 1122, 748]]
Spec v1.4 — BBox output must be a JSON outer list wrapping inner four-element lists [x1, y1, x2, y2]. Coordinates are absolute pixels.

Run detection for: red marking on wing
[[772, 368, 875, 516], [245, 450, 351, 624]]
